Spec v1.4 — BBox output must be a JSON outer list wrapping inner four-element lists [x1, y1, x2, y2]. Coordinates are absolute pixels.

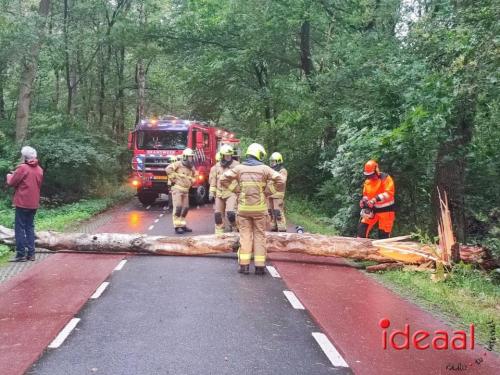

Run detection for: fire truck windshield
[[137, 130, 188, 150]]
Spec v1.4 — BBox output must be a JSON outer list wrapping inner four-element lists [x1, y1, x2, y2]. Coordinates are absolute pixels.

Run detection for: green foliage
[[0, 0, 497, 249], [0, 186, 133, 231], [376, 264, 500, 348]]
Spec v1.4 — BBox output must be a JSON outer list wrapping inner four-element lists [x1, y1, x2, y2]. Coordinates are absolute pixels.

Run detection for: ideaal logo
[[379, 318, 496, 371], [379, 318, 475, 350]]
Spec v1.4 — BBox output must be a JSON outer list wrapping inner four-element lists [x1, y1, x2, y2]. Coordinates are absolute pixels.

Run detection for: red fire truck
[[127, 116, 240, 206]]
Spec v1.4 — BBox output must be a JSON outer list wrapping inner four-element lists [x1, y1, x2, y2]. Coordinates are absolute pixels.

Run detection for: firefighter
[[165, 148, 197, 234], [357, 160, 395, 239], [220, 143, 285, 275], [208, 152, 222, 203], [267, 152, 287, 232], [210, 145, 240, 235], [166, 155, 177, 211]]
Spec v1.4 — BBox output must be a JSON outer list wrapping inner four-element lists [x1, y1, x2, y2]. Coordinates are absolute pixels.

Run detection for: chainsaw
[[360, 197, 375, 220]]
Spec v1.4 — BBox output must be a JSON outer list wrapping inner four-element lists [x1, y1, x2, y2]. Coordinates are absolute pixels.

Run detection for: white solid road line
[[114, 259, 127, 271], [48, 318, 81, 349], [312, 332, 349, 368], [266, 265, 281, 278], [148, 225, 154, 231], [90, 282, 110, 299], [283, 290, 305, 310]]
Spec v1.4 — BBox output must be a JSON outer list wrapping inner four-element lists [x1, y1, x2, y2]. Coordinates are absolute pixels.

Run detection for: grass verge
[[0, 186, 134, 264], [287, 196, 500, 350], [286, 197, 338, 236]]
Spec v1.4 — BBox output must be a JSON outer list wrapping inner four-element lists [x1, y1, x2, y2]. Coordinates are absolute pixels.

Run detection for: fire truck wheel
[[190, 184, 208, 206], [138, 191, 157, 206]]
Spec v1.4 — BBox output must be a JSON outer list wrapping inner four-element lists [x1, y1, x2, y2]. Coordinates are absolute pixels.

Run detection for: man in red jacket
[[6, 146, 44, 262]]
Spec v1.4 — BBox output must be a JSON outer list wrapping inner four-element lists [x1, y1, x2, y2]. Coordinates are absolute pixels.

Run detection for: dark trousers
[[15, 207, 37, 258]]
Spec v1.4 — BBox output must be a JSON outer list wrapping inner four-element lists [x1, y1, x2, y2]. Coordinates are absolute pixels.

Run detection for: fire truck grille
[[145, 157, 170, 169]]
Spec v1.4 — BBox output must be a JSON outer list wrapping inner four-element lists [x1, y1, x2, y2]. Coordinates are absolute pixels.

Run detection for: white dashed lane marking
[[146, 205, 151, 210], [148, 225, 154, 231], [312, 332, 349, 368], [48, 318, 81, 349], [90, 282, 110, 299], [114, 260, 127, 271], [154, 219, 159, 223], [266, 266, 281, 278], [283, 290, 305, 310]]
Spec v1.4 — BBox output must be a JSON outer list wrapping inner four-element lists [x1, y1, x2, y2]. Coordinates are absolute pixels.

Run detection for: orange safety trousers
[[360, 211, 395, 237]]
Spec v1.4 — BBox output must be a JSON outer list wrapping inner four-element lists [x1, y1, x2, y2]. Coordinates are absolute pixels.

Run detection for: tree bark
[[0, 64, 5, 120], [0, 225, 435, 264], [431, 96, 474, 242], [300, 19, 315, 88], [135, 0, 146, 125], [15, 0, 51, 143]]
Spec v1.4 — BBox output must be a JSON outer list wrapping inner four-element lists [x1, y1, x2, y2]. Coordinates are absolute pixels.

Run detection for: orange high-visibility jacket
[[362, 173, 395, 212]]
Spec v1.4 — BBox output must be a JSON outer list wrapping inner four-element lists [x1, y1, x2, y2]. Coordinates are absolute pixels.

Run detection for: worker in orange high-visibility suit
[[357, 160, 395, 239]]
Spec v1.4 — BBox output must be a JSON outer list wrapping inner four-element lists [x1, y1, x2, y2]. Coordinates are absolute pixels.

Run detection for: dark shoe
[[26, 256, 35, 261], [238, 265, 250, 274], [182, 226, 193, 233], [9, 257, 26, 262], [255, 266, 266, 275], [175, 227, 185, 234]]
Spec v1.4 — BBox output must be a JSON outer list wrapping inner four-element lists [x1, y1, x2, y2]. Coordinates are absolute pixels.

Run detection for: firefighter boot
[[238, 264, 250, 274], [255, 266, 266, 275], [183, 227, 193, 233], [175, 227, 185, 234]]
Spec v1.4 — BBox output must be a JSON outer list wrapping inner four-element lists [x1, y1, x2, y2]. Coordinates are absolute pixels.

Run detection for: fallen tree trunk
[[0, 225, 434, 264]]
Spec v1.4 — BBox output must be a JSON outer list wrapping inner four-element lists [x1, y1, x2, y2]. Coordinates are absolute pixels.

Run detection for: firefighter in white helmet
[[267, 152, 287, 232], [165, 148, 197, 234], [209, 145, 240, 235], [220, 143, 285, 275]]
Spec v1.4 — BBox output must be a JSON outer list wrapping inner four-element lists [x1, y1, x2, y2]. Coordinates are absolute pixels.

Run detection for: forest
[[0, 0, 498, 256]]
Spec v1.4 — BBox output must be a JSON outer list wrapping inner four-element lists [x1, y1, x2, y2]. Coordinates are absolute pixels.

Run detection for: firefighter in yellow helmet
[[208, 152, 222, 203], [267, 152, 287, 232], [220, 143, 285, 275], [165, 148, 197, 234], [166, 155, 177, 211], [209, 145, 240, 235]]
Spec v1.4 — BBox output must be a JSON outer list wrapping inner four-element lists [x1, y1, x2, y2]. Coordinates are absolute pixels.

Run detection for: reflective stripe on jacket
[[220, 159, 285, 215], [165, 161, 196, 193], [362, 173, 395, 212], [266, 167, 287, 199]]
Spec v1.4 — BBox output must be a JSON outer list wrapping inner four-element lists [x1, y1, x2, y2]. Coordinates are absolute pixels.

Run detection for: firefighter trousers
[[359, 211, 395, 238], [172, 190, 189, 228], [237, 214, 267, 267], [214, 194, 237, 234], [267, 198, 286, 232]]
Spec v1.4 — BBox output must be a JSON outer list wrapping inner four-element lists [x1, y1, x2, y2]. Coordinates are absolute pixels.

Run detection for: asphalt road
[[28, 197, 350, 375]]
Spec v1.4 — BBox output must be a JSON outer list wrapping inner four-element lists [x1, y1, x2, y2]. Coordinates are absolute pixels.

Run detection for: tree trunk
[[15, 0, 51, 143], [0, 225, 436, 264], [431, 96, 474, 242], [135, 0, 146, 125], [254, 60, 273, 123], [300, 19, 315, 88], [0, 64, 5, 120]]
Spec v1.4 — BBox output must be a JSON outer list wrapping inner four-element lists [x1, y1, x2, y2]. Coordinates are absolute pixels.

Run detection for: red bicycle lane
[[269, 253, 500, 375], [0, 253, 124, 375]]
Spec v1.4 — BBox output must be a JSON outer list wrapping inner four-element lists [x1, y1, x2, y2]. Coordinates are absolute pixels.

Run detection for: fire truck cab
[[128, 116, 240, 206]]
